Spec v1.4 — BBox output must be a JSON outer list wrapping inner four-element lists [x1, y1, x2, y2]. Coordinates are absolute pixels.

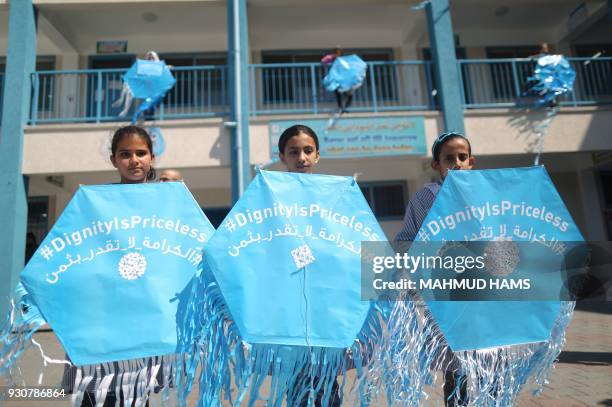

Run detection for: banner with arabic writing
[[417, 166, 584, 351], [20, 183, 215, 365], [269, 116, 426, 159], [205, 170, 385, 348]]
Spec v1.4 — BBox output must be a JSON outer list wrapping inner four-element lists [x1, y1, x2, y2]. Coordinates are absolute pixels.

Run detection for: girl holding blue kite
[[278, 124, 342, 406], [63, 124, 156, 407], [389, 132, 577, 406], [395, 131, 475, 407]]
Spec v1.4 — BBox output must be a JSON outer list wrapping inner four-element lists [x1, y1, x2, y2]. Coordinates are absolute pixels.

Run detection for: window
[[485, 46, 541, 102], [159, 52, 228, 109], [422, 47, 466, 105], [574, 44, 612, 102], [600, 171, 612, 240], [359, 181, 407, 220], [26, 197, 49, 263], [1, 56, 56, 114], [259, 48, 395, 105], [87, 54, 136, 119]]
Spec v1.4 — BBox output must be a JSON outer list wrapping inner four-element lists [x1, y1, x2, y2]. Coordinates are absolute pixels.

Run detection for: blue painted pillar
[[426, 0, 465, 134], [0, 1, 37, 311], [227, 0, 252, 202]]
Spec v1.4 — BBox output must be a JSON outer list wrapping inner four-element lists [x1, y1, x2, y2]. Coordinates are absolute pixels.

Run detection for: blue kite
[[323, 55, 367, 94], [2, 182, 214, 406], [378, 167, 582, 406], [528, 55, 576, 107], [178, 170, 388, 406], [113, 59, 176, 123], [519, 55, 576, 165]]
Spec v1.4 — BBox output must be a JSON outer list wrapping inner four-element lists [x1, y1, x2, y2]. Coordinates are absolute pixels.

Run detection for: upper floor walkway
[[1, 56, 611, 125]]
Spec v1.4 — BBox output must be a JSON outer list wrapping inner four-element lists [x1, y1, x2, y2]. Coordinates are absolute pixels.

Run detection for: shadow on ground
[[558, 351, 612, 366], [575, 301, 612, 314]]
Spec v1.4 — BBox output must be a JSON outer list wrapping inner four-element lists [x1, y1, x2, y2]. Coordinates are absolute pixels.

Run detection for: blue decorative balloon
[[529, 55, 576, 106], [323, 55, 367, 93]]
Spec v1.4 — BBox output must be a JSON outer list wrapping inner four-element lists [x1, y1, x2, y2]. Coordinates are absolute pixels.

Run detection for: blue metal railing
[[249, 61, 435, 115], [30, 65, 228, 124], [27, 57, 611, 124], [458, 57, 612, 108]]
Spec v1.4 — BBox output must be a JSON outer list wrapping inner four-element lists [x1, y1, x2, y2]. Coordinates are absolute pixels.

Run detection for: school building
[[1, 0, 611, 304]]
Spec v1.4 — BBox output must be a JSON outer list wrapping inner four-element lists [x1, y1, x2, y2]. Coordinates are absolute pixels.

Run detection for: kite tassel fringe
[[69, 354, 179, 407], [376, 299, 574, 406], [112, 83, 134, 117], [132, 93, 165, 124], [1, 293, 45, 379], [178, 263, 388, 407]]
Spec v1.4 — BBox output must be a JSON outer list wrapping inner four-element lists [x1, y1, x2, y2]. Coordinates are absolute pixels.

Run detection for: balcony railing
[[30, 66, 229, 124], [459, 57, 612, 108], [19, 57, 612, 125], [249, 61, 435, 115]]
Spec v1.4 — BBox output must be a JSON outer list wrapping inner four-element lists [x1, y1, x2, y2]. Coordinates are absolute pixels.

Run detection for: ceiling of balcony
[[0, 0, 608, 56]]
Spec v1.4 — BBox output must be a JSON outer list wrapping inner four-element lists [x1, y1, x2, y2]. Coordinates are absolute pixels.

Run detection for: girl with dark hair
[[110, 125, 156, 183], [277, 124, 342, 405], [278, 124, 320, 174], [63, 125, 156, 407]]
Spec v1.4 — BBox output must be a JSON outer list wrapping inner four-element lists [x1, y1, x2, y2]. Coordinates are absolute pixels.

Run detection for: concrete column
[[426, 0, 465, 134], [0, 0, 37, 311], [227, 0, 252, 202]]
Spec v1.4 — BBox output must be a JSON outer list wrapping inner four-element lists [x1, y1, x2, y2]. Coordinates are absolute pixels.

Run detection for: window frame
[[359, 180, 408, 221]]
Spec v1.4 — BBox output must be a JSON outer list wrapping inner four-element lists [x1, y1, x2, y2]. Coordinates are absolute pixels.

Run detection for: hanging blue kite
[[376, 167, 582, 406], [178, 170, 388, 406], [323, 55, 367, 94], [113, 58, 176, 123], [521, 55, 576, 165], [528, 55, 576, 107], [2, 182, 214, 406]]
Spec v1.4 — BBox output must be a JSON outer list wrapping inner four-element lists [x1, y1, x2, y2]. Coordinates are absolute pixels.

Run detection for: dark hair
[[278, 124, 319, 154], [431, 132, 471, 163], [110, 125, 156, 181]]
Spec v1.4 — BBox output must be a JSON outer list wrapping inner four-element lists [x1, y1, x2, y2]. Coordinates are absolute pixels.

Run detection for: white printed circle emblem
[[118, 252, 147, 280], [291, 244, 315, 270]]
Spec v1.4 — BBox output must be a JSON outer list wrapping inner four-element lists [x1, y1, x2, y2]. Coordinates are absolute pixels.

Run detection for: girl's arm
[[321, 54, 335, 65]]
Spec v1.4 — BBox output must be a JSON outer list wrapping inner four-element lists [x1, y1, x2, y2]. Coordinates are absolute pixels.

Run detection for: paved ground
[[2, 302, 611, 406]]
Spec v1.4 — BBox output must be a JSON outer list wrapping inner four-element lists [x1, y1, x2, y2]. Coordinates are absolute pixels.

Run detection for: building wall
[[23, 108, 612, 175]]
